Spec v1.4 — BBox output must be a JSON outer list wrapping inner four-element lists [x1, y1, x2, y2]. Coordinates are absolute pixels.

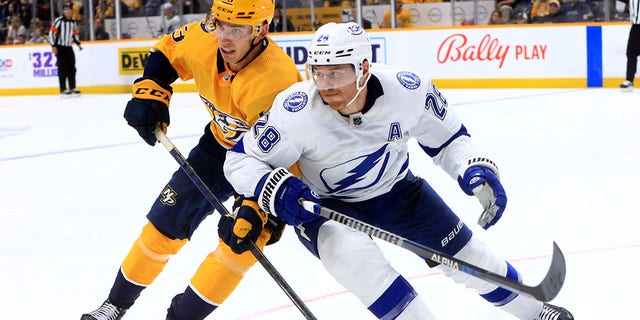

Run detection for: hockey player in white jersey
[[223, 22, 574, 320]]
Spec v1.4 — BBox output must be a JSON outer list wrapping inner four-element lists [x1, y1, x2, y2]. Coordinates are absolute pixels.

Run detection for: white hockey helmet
[[307, 22, 372, 79]]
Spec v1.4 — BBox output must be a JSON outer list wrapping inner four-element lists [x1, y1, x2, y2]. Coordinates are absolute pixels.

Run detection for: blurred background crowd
[[0, 0, 632, 45]]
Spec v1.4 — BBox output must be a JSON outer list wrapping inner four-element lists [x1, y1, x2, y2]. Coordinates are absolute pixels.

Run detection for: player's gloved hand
[[264, 214, 286, 246], [218, 196, 268, 254], [256, 167, 321, 226], [123, 77, 172, 146], [458, 158, 507, 230]]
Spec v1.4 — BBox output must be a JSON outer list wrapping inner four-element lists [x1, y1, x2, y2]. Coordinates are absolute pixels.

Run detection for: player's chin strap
[[299, 199, 567, 303], [229, 22, 268, 67], [234, 37, 267, 66], [208, 14, 267, 68], [153, 128, 318, 320], [345, 71, 372, 107]]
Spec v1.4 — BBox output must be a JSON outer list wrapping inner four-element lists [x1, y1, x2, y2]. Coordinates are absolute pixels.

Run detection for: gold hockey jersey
[[152, 21, 303, 149]]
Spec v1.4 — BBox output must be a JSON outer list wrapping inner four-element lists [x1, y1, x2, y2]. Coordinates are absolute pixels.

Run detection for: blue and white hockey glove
[[458, 158, 507, 229], [123, 77, 172, 146], [256, 167, 321, 226]]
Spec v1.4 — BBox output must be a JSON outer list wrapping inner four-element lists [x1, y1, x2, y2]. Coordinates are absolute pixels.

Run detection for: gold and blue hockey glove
[[264, 214, 286, 246], [218, 196, 268, 254], [123, 77, 172, 146]]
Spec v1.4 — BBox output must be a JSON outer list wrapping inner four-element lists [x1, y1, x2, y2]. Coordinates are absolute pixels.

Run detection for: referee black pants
[[625, 24, 640, 82], [56, 46, 76, 92]]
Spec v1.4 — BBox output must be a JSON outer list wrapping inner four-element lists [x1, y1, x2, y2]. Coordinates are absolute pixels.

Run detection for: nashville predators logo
[[160, 185, 178, 206], [200, 95, 250, 143]]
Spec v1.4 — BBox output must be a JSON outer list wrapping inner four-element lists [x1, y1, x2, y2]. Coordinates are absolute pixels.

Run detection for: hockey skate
[[534, 303, 574, 320], [72, 88, 82, 97], [61, 90, 72, 98], [620, 80, 633, 92], [81, 299, 127, 320]]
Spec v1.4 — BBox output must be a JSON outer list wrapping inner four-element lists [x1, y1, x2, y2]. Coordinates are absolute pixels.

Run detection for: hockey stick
[[153, 128, 317, 320], [301, 200, 566, 302]]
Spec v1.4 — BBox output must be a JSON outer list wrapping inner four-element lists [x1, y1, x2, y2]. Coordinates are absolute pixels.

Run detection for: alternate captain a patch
[[283, 91, 308, 112], [396, 71, 421, 90]]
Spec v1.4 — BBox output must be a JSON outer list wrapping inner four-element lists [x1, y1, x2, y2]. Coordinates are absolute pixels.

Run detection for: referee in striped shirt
[[49, 2, 83, 97], [621, 0, 640, 91]]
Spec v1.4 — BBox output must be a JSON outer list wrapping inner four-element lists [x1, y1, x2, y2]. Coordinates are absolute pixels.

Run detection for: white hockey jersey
[[224, 63, 479, 202]]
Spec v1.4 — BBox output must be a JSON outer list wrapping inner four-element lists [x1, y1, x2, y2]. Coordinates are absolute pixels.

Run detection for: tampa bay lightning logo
[[396, 71, 421, 90], [320, 145, 390, 197], [283, 91, 308, 112], [347, 24, 364, 35]]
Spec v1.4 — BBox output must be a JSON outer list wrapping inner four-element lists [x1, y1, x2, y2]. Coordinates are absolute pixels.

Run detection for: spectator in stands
[[0, 0, 8, 44], [0, 0, 8, 21], [3, 0, 18, 23], [13, 31, 25, 43], [530, 0, 552, 22], [544, 0, 566, 22], [512, 11, 529, 23], [346, 7, 372, 29], [28, 21, 49, 43], [94, 17, 110, 40], [182, 0, 200, 14], [269, 4, 296, 32], [37, 1, 56, 26], [19, 2, 30, 28], [122, 0, 143, 16], [0, 1, 7, 19], [71, 0, 83, 22], [159, 2, 181, 35], [496, 0, 516, 23], [381, 0, 414, 28], [144, 0, 162, 17], [5, 14, 25, 44], [94, 1, 113, 20], [496, 0, 532, 23], [561, 0, 594, 22], [489, 9, 505, 24]]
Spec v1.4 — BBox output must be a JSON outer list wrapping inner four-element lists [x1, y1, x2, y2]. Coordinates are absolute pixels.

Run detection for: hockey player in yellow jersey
[[81, 0, 303, 319]]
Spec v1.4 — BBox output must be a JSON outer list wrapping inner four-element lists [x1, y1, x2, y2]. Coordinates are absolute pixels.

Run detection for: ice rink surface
[[1, 88, 639, 319]]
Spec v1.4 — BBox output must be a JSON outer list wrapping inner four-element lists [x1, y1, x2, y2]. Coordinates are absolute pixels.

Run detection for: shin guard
[[190, 232, 269, 305], [121, 221, 187, 286]]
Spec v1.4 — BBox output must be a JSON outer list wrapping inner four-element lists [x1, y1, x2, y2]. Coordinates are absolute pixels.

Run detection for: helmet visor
[[311, 65, 357, 90], [214, 20, 254, 40]]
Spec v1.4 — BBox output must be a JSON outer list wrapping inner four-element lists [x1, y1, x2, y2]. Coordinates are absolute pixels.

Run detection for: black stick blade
[[533, 241, 567, 301]]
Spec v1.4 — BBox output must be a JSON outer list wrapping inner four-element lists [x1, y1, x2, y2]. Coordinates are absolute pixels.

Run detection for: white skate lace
[[88, 301, 122, 320], [537, 304, 561, 320]]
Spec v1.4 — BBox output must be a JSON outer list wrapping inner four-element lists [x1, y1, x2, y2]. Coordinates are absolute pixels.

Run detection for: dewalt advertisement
[[119, 47, 151, 75]]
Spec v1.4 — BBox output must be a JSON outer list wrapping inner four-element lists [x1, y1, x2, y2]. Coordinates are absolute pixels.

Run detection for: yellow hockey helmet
[[210, 0, 275, 36]]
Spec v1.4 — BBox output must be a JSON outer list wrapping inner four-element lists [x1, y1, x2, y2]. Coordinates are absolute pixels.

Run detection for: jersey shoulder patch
[[396, 71, 421, 90], [282, 91, 308, 112]]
